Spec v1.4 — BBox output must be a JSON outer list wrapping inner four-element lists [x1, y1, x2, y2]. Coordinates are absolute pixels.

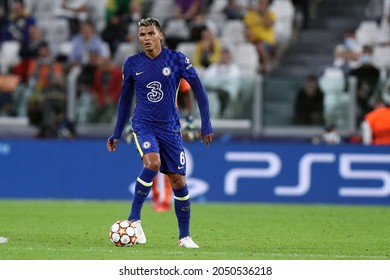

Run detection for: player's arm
[[107, 59, 134, 152], [184, 72, 214, 146]]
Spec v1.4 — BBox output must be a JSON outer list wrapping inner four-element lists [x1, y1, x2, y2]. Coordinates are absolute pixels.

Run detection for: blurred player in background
[[107, 17, 213, 249]]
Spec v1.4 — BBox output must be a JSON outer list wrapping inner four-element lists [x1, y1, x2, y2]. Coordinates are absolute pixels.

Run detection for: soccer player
[[106, 17, 214, 249]]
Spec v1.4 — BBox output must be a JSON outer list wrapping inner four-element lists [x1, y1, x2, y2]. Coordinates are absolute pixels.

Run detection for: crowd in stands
[[0, 0, 299, 139], [2, 0, 388, 145], [292, 0, 390, 145]]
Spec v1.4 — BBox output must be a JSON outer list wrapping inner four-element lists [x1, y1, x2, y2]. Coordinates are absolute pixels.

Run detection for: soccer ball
[[109, 220, 138, 247]]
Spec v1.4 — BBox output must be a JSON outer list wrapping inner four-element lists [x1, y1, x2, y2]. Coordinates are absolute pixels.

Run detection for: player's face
[[138, 25, 163, 54]]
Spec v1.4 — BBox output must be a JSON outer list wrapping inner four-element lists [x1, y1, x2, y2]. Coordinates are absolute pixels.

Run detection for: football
[[109, 220, 138, 247]]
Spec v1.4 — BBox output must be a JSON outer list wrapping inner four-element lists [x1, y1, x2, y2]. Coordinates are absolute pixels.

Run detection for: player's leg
[[128, 152, 160, 221], [168, 173, 199, 249], [128, 127, 160, 243], [158, 130, 198, 248]]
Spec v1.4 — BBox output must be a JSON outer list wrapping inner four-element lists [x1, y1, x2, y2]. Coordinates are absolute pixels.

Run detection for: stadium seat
[[176, 42, 197, 60], [57, 41, 73, 59], [38, 18, 70, 47], [88, 0, 107, 32], [269, 0, 295, 45], [0, 41, 21, 74], [232, 43, 259, 75], [221, 20, 246, 45], [372, 45, 390, 70], [356, 20, 379, 46], [376, 18, 390, 44], [209, 0, 228, 14], [24, 0, 55, 16], [102, 42, 111, 58], [163, 19, 190, 40], [319, 67, 349, 127], [113, 42, 137, 67], [149, 0, 175, 26]]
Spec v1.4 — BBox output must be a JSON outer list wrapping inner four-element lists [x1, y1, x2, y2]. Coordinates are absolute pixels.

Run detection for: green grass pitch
[[0, 200, 389, 260]]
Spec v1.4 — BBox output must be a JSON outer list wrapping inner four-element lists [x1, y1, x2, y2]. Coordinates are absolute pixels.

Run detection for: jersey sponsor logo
[[142, 141, 151, 149], [185, 57, 193, 70], [146, 81, 164, 102], [135, 71, 144, 76], [162, 67, 171, 76]]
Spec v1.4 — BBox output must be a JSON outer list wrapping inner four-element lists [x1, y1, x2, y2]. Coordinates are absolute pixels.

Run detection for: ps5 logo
[[0, 143, 11, 155], [225, 152, 390, 198]]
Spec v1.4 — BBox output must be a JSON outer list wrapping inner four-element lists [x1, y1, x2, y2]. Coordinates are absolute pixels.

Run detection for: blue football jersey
[[111, 47, 213, 139]]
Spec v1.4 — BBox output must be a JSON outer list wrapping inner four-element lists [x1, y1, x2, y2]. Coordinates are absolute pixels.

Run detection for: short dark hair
[[138, 17, 161, 31]]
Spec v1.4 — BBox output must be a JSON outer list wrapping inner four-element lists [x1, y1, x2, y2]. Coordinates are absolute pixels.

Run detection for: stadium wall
[[1, 140, 390, 205]]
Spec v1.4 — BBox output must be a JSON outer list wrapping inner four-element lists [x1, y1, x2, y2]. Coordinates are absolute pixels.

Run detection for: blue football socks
[[128, 167, 158, 221], [173, 185, 191, 239]]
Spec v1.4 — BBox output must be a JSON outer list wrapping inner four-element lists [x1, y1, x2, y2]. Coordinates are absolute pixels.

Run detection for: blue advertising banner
[[0, 140, 390, 205]]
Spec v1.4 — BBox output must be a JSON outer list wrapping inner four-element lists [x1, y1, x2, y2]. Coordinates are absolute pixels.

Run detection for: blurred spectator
[[361, 93, 390, 145], [174, 0, 204, 22], [365, 0, 384, 25], [333, 29, 362, 75], [26, 42, 68, 138], [55, 0, 90, 38], [88, 57, 122, 123], [312, 123, 342, 145], [76, 50, 101, 123], [68, 19, 106, 67], [201, 47, 241, 117], [0, 6, 5, 39], [292, 75, 324, 125], [0, 0, 36, 45], [243, 0, 277, 73], [0, 74, 20, 116], [12, 25, 45, 84], [105, 0, 143, 24], [187, 11, 218, 42], [192, 26, 221, 69], [292, 0, 312, 29], [349, 45, 380, 125], [101, 15, 132, 56], [223, 0, 245, 20]]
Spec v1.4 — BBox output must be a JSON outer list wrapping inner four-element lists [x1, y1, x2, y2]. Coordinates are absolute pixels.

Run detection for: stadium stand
[[2, 0, 380, 142]]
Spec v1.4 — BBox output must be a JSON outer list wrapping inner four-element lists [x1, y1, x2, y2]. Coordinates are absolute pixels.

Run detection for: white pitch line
[[0, 237, 8, 243]]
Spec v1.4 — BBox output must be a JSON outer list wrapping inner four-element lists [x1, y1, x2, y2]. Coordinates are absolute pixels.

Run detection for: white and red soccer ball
[[109, 220, 138, 247]]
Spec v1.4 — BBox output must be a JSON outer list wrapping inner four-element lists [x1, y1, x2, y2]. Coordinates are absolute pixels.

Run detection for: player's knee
[[145, 161, 160, 171], [170, 175, 186, 189], [143, 153, 161, 171]]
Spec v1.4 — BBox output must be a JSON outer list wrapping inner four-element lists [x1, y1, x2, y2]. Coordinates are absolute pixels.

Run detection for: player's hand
[[124, 122, 134, 144], [107, 138, 118, 152], [182, 115, 197, 142], [200, 132, 214, 147]]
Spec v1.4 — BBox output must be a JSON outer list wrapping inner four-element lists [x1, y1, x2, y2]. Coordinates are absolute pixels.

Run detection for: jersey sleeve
[[177, 52, 213, 136], [109, 57, 135, 140]]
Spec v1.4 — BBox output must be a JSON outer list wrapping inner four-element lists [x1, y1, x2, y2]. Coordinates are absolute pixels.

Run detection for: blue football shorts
[[132, 123, 186, 175]]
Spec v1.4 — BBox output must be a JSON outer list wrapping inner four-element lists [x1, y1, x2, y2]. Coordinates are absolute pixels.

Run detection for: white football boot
[[133, 220, 146, 244], [178, 236, 199, 249]]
